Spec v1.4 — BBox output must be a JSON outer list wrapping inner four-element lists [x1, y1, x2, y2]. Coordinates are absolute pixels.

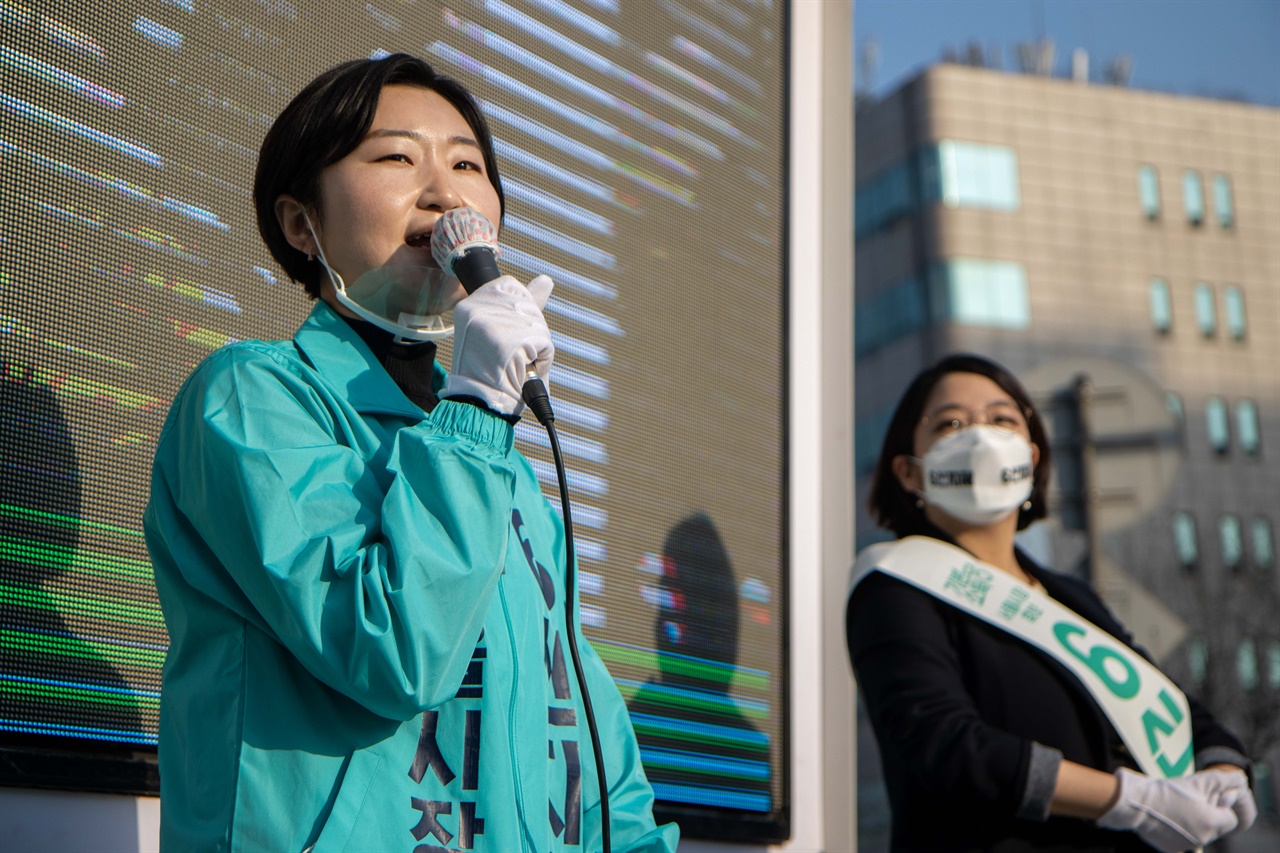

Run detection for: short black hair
[[253, 53, 504, 298], [868, 353, 1052, 537]]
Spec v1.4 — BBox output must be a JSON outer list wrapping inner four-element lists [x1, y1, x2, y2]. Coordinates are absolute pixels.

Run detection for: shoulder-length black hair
[[253, 53, 504, 297], [868, 353, 1053, 538]]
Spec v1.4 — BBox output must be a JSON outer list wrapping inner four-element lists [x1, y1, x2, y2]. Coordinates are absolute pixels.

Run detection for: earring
[[1021, 500, 1033, 511], [915, 497, 925, 509]]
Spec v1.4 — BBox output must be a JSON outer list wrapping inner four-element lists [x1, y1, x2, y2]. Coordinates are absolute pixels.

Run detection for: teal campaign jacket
[[144, 302, 678, 852]]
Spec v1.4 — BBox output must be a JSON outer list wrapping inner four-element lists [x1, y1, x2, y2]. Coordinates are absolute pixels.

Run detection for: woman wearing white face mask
[[846, 354, 1255, 852]]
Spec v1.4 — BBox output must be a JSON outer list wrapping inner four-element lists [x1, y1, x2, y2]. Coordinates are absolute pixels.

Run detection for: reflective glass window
[[1220, 514, 1243, 569], [930, 259, 1030, 328], [1194, 283, 1217, 337], [1236, 400, 1260, 456], [855, 409, 894, 475], [1213, 174, 1234, 228], [1184, 170, 1204, 225], [1268, 642, 1280, 690], [1224, 285, 1246, 340], [855, 276, 926, 356], [1173, 512, 1199, 565], [1252, 518, 1274, 569], [929, 141, 1020, 210], [1149, 278, 1172, 333], [1238, 639, 1259, 690], [1206, 397, 1230, 453], [855, 160, 917, 240], [1138, 165, 1161, 219], [1166, 392, 1184, 426]]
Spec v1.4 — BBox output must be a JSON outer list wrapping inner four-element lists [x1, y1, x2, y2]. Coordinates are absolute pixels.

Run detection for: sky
[[855, 0, 1280, 107]]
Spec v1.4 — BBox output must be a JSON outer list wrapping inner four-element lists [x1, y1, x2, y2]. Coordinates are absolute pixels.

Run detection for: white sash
[[850, 536, 1194, 779]]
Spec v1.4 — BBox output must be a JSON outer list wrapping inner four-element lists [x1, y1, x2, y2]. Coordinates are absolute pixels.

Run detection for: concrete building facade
[[853, 63, 1280, 850]]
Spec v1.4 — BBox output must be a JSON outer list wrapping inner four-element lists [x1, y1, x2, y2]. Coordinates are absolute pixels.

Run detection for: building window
[[1187, 637, 1207, 687], [1252, 518, 1274, 569], [1138, 165, 1161, 219], [929, 258, 1030, 328], [1148, 278, 1172, 334], [1220, 515, 1243, 569], [855, 276, 927, 356], [1236, 400, 1260, 456], [1166, 392, 1184, 425], [1205, 397, 1230, 454], [1223, 285, 1246, 340], [1183, 170, 1204, 225], [855, 408, 894, 475], [855, 160, 916, 241], [1238, 639, 1259, 690], [1173, 512, 1199, 566], [923, 140, 1021, 211], [1213, 174, 1234, 228], [1268, 642, 1280, 689], [1194, 283, 1216, 337]]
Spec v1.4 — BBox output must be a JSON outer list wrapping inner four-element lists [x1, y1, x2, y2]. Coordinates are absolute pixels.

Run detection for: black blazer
[[846, 534, 1246, 852]]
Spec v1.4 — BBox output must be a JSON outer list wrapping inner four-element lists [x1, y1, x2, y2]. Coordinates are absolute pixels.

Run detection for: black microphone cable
[[521, 373, 611, 853]]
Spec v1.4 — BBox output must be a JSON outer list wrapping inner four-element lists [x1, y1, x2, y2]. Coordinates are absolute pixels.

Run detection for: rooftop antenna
[[1018, 0, 1055, 76], [859, 37, 880, 96], [1103, 55, 1133, 86]]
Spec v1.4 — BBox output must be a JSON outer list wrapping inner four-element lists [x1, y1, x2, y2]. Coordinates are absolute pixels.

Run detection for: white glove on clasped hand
[[1097, 767, 1242, 853], [1192, 767, 1257, 835], [442, 275, 555, 417]]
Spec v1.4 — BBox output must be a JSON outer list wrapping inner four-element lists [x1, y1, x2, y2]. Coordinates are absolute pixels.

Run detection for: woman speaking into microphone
[[846, 354, 1255, 852], [144, 53, 676, 852]]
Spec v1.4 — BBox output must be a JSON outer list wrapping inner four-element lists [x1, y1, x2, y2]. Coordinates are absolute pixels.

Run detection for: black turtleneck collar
[[340, 315, 439, 414]]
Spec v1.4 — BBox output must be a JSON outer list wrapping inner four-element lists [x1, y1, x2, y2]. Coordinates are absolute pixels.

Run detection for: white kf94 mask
[[919, 425, 1034, 525]]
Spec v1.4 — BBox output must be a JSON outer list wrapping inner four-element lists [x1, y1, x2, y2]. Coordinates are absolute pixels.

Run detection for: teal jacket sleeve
[[146, 343, 516, 720], [577, 632, 681, 853]]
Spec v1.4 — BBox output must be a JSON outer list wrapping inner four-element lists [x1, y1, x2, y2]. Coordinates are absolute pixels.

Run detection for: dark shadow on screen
[[0, 360, 143, 748], [627, 512, 770, 808]]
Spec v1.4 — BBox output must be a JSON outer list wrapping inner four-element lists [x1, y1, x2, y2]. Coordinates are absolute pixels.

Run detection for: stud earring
[[1022, 499, 1033, 511], [915, 497, 925, 509]]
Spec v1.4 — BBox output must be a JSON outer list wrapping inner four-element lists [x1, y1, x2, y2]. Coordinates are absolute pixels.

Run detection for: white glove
[[441, 274, 554, 417], [1197, 767, 1257, 835], [1097, 767, 1243, 853]]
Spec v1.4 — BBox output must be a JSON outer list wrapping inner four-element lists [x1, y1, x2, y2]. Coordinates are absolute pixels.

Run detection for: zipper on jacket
[[499, 578, 535, 853]]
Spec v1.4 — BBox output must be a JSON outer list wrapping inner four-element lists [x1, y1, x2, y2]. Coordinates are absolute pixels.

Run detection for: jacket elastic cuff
[[1017, 742, 1062, 822], [1196, 746, 1254, 785], [429, 399, 515, 453], [443, 394, 522, 425]]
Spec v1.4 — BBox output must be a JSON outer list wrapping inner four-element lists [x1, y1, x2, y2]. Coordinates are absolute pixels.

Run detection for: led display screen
[[0, 0, 787, 839]]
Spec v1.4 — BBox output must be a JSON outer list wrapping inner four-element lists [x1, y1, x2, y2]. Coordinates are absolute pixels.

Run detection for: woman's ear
[[1031, 441, 1041, 468], [891, 454, 922, 496], [274, 195, 316, 257]]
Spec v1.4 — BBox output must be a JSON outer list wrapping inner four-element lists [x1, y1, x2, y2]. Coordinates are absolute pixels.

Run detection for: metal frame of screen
[[0, 0, 792, 842]]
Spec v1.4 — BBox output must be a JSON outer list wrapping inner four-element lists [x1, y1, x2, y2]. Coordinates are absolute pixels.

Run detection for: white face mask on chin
[[303, 212, 460, 342], [918, 425, 1035, 526]]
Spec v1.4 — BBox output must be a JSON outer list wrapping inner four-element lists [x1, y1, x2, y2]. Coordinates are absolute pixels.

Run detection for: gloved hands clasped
[[1096, 766, 1256, 853], [442, 275, 555, 418]]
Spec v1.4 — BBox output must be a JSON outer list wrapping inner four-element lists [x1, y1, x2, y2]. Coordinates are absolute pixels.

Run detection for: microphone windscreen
[[431, 207, 499, 274]]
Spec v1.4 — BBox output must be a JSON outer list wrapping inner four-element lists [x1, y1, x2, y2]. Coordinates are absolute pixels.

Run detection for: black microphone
[[430, 208, 554, 425], [430, 207, 502, 295], [451, 249, 501, 294]]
